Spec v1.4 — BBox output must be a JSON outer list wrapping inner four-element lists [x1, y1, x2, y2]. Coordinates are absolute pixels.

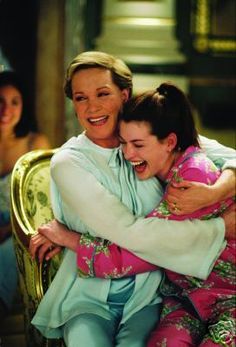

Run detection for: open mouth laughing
[[88, 116, 108, 126], [130, 160, 147, 173]]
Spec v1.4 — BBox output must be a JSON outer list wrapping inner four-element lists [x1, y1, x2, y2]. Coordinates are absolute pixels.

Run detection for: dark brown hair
[[120, 82, 199, 151]]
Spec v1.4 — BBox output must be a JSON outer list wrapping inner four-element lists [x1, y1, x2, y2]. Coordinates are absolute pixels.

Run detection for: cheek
[[18, 106, 23, 116], [110, 97, 123, 114], [14, 107, 22, 121], [73, 103, 84, 118], [147, 148, 164, 168], [148, 154, 159, 168], [153, 152, 168, 169], [73, 106, 84, 124]]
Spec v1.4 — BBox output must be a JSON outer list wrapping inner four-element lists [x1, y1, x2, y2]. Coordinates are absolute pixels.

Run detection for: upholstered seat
[[10, 149, 64, 347]]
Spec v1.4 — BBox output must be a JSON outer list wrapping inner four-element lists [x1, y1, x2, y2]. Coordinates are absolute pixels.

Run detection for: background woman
[[30, 51, 235, 347], [0, 70, 51, 320]]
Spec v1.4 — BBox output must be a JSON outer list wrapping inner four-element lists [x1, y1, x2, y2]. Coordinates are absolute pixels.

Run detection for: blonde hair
[[64, 51, 133, 99]]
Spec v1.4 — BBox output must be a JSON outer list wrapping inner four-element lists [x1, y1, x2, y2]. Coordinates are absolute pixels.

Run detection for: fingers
[[29, 220, 63, 262], [165, 187, 182, 205], [45, 246, 62, 261], [29, 232, 58, 263], [37, 241, 54, 263], [170, 180, 192, 189], [168, 201, 182, 215], [29, 233, 45, 259]]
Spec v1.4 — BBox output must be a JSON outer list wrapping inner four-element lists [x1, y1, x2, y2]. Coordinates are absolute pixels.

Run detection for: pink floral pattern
[[147, 146, 236, 346], [77, 232, 157, 278]]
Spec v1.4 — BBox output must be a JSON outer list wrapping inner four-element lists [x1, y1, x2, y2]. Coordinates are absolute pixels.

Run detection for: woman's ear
[[167, 133, 177, 151], [121, 89, 130, 103]]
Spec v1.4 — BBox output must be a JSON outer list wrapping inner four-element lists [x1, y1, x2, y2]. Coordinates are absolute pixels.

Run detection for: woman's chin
[[135, 170, 150, 181]]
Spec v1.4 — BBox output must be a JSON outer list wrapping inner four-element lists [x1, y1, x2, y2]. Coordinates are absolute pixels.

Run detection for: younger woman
[[119, 84, 235, 347]]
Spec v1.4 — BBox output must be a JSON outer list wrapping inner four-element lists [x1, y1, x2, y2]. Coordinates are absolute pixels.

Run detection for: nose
[[123, 143, 136, 160], [87, 98, 101, 113]]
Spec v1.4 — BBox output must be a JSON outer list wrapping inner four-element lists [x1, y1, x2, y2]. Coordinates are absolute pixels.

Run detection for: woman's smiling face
[[119, 120, 175, 181], [71, 67, 129, 148], [0, 85, 23, 132]]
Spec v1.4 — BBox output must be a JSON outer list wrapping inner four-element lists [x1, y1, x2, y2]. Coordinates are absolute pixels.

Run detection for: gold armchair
[[10, 149, 64, 347]]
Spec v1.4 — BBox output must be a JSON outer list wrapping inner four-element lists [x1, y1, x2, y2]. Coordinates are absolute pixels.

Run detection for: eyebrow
[[97, 85, 110, 89], [73, 85, 111, 95], [118, 135, 145, 143]]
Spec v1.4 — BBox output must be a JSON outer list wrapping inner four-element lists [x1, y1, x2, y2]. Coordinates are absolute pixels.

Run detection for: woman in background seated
[[0, 70, 51, 321]]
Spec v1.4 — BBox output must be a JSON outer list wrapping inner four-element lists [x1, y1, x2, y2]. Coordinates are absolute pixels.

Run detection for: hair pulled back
[[120, 81, 199, 151]]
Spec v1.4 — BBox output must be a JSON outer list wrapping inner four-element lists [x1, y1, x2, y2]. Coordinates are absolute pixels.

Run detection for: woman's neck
[[0, 129, 16, 143], [157, 150, 183, 181], [85, 133, 120, 149]]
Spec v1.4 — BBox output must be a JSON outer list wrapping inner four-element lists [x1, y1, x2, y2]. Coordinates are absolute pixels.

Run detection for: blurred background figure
[[0, 70, 51, 322]]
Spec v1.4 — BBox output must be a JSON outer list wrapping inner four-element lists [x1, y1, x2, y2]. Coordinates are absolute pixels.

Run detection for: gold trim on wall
[[193, 0, 236, 53]]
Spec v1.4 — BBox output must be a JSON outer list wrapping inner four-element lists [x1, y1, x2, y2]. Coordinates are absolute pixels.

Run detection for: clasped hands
[[29, 220, 65, 263], [166, 180, 235, 239], [166, 180, 213, 215]]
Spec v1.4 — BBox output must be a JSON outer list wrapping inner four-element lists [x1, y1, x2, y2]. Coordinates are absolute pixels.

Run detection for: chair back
[[11, 149, 63, 347]]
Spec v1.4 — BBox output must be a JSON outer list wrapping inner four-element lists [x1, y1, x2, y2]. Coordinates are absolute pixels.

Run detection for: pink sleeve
[[77, 233, 158, 278]]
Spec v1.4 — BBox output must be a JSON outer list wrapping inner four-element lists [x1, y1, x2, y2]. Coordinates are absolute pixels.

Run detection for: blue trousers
[[63, 303, 161, 347], [0, 237, 18, 309]]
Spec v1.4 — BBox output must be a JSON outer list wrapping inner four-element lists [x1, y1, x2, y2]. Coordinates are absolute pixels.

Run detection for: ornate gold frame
[[11, 149, 64, 347], [193, 0, 236, 53]]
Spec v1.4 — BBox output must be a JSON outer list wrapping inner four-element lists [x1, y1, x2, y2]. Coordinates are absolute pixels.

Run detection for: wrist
[[56, 228, 66, 248], [213, 182, 234, 202], [63, 230, 80, 252], [196, 185, 218, 209], [207, 184, 222, 205]]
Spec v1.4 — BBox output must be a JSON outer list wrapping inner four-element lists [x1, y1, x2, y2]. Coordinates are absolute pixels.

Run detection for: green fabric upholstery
[[10, 149, 64, 347]]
